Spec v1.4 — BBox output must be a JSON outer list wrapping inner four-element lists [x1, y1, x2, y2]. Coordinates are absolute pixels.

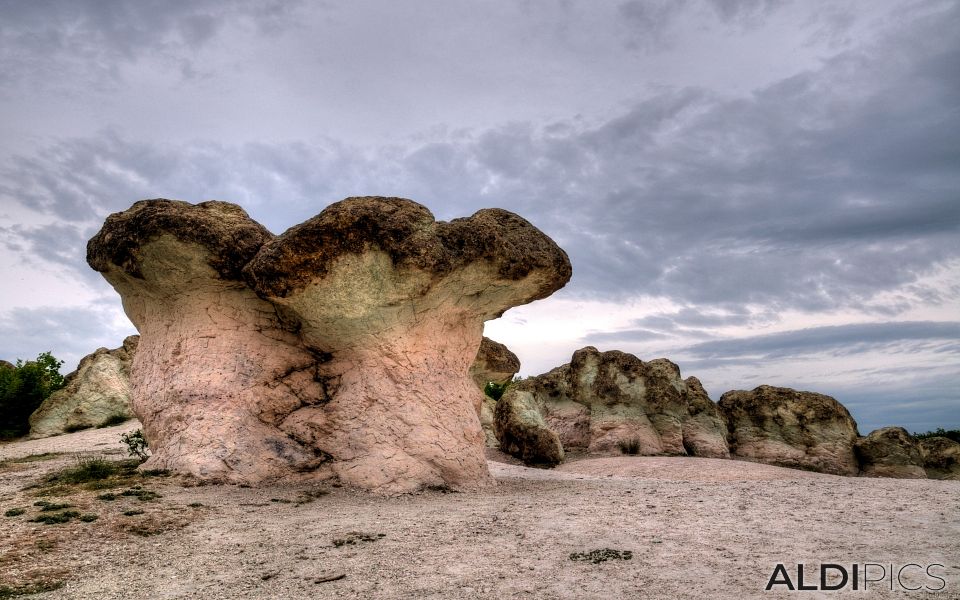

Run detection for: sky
[[0, 0, 957, 434]]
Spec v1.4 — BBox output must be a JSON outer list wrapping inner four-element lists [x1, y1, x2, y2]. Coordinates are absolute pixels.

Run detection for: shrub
[[618, 438, 641, 455], [483, 381, 511, 401], [51, 456, 118, 484], [913, 428, 960, 443], [121, 429, 150, 461], [0, 352, 65, 438]]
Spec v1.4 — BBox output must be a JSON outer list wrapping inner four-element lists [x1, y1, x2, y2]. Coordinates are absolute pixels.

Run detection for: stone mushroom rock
[[494, 346, 730, 466], [89, 197, 571, 494], [470, 337, 521, 448], [28, 336, 139, 438], [854, 427, 927, 479], [718, 385, 860, 476], [88, 200, 334, 483], [918, 436, 960, 480], [244, 197, 571, 492]]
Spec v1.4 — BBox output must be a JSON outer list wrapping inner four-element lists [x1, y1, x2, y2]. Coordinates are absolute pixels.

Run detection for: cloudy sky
[[1, 0, 957, 433]]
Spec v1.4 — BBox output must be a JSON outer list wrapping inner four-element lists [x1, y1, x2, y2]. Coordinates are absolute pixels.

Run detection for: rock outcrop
[[28, 336, 139, 438], [495, 347, 729, 466], [471, 337, 520, 448], [494, 387, 565, 467], [718, 386, 860, 476], [88, 197, 570, 493], [918, 437, 960, 480], [0, 360, 13, 370], [854, 427, 926, 478]]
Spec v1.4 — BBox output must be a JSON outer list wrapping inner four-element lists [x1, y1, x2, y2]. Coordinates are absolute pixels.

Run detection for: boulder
[[495, 347, 730, 466], [854, 427, 927, 479], [0, 360, 13, 370], [28, 336, 139, 438], [718, 386, 860, 476], [494, 388, 564, 467], [89, 197, 570, 493], [918, 436, 960, 480], [471, 337, 520, 448], [470, 337, 520, 389]]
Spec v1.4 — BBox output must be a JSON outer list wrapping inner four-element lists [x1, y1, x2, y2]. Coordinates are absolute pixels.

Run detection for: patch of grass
[[142, 469, 170, 477], [569, 548, 634, 564], [79, 514, 98, 522], [187, 502, 204, 508], [96, 493, 117, 501], [49, 456, 117, 484], [120, 488, 161, 501], [332, 532, 385, 547], [0, 581, 64, 599], [35, 501, 72, 512], [97, 414, 130, 428], [28, 510, 80, 525], [618, 438, 641, 455], [122, 509, 144, 516], [4, 508, 26, 517]]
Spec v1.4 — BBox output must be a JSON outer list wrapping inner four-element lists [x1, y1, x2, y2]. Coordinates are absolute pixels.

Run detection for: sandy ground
[[1, 423, 958, 599]]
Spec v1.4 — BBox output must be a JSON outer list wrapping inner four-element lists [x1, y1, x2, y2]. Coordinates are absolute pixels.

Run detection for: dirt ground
[[1, 423, 958, 599]]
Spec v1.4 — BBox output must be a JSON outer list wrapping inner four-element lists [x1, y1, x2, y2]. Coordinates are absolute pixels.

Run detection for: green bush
[[0, 352, 65, 439], [121, 429, 150, 461], [483, 381, 511, 401], [913, 428, 960, 443]]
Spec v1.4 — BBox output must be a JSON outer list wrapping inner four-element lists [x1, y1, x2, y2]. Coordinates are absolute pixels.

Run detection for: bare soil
[[1, 423, 958, 599]]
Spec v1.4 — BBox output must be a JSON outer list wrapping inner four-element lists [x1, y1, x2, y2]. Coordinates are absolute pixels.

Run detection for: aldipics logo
[[765, 563, 948, 592]]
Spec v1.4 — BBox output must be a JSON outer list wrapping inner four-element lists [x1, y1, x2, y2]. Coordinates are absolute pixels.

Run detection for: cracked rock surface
[[88, 197, 571, 493]]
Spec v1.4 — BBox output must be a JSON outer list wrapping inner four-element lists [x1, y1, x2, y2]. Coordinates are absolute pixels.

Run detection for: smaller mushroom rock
[[718, 386, 860, 476], [855, 427, 927, 479], [29, 336, 139, 438], [244, 197, 571, 492], [494, 388, 565, 467], [918, 437, 960, 480]]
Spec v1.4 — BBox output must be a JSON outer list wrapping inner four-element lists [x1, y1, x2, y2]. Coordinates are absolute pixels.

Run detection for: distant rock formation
[[88, 197, 570, 493], [917, 436, 960, 480], [495, 347, 730, 466], [854, 426, 927, 478], [718, 386, 860, 476], [0, 359, 13, 370], [471, 337, 520, 448], [28, 336, 139, 438]]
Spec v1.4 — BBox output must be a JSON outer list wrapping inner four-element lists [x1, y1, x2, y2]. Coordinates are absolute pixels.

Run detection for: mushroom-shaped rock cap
[[87, 199, 272, 281], [244, 197, 571, 327]]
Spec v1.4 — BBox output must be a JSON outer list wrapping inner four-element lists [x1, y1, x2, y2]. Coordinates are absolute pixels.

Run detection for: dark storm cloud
[[684, 321, 960, 360], [0, 0, 301, 89], [3, 1, 959, 320]]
